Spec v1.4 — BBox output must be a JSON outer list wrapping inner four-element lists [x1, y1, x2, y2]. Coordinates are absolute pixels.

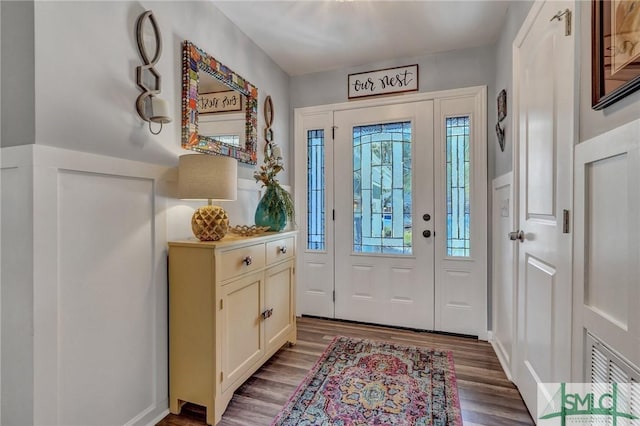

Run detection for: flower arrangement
[[253, 144, 295, 229]]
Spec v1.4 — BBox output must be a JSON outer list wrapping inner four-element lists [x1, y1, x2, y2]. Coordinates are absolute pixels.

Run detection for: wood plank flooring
[[157, 317, 534, 426]]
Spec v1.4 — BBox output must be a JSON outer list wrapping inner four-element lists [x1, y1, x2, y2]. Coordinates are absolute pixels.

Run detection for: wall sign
[[198, 90, 242, 114], [348, 65, 419, 99]]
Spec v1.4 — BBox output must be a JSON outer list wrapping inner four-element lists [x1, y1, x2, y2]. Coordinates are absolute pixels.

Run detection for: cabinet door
[[264, 260, 295, 352], [220, 271, 264, 393]]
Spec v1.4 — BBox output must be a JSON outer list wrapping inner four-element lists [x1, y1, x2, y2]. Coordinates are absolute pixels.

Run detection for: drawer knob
[[261, 308, 274, 320], [242, 256, 253, 266], [278, 245, 287, 254]]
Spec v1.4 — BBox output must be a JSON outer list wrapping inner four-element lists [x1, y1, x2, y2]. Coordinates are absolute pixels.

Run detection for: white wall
[[1, 1, 291, 425]]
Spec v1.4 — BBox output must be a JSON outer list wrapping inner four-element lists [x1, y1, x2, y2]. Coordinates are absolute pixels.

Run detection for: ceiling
[[213, 1, 511, 76]]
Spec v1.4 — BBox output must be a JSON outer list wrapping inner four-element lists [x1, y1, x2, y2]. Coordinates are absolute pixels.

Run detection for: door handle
[[422, 230, 431, 238], [509, 230, 525, 242]]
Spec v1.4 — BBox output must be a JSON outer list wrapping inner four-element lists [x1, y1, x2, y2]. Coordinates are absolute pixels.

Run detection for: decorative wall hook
[[135, 10, 171, 135]]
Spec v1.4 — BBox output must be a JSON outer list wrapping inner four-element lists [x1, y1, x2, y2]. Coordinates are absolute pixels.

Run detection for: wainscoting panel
[[57, 171, 156, 425], [1, 155, 35, 426], [573, 119, 640, 380], [491, 172, 514, 379], [1, 145, 171, 426]]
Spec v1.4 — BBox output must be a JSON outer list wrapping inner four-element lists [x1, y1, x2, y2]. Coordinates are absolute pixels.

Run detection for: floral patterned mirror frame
[[181, 40, 258, 164]]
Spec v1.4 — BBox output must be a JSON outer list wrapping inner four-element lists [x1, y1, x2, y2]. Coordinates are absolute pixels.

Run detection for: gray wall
[[578, 0, 640, 143], [5, 1, 291, 182], [291, 44, 497, 110], [492, 1, 533, 178], [290, 44, 498, 187], [1, 1, 35, 148]]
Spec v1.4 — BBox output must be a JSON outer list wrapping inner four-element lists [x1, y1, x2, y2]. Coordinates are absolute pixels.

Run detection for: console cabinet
[[168, 231, 297, 425]]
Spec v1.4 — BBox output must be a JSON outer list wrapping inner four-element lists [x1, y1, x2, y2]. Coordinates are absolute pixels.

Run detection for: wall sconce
[[178, 154, 238, 241], [135, 10, 171, 135]]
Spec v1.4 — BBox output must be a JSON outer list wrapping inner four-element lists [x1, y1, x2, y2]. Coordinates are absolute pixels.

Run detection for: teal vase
[[255, 186, 287, 232]]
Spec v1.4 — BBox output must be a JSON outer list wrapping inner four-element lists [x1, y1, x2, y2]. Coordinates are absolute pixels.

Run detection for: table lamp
[[178, 154, 237, 241]]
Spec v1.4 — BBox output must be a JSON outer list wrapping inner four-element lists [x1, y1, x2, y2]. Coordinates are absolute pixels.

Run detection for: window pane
[[353, 122, 412, 255], [446, 116, 471, 257], [307, 130, 325, 251]]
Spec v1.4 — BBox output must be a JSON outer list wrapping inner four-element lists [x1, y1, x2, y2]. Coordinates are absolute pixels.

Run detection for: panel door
[[219, 272, 264, 393], [264, 260, 295, 351], [333, 101, 435, 330], [514, 0, 575, 417]]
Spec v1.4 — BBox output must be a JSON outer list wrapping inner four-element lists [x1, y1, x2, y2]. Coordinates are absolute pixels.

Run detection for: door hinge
[[220, 371, 223, 382], [220, 299, 224, 310], [332, 209, 335, 221], [332, 290, 335, 302], [331, 126, 337, 140], [550, 8, 571, 36], [563, 209, 570, 233]]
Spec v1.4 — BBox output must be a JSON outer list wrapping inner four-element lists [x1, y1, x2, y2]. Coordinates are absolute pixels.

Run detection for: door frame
[[294, 85, 488, 338]]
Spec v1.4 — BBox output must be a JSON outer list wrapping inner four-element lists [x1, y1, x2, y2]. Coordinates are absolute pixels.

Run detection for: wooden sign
[[348, 65, 419, 99], [198, 90, 242, 114]]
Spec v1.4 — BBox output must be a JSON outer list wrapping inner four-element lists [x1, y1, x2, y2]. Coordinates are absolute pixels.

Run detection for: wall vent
[[587, 333, 640, 422]]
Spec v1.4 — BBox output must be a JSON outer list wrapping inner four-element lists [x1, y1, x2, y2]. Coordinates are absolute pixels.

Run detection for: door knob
[[242, 256, 253, 266], [509, 230, 525, 242], [422, 213, 431, 221], [422, 230, 431, 238]]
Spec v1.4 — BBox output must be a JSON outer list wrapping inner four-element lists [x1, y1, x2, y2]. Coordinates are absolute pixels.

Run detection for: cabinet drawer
[[266, 237, 295, 265], [219, 243, 265, 282]]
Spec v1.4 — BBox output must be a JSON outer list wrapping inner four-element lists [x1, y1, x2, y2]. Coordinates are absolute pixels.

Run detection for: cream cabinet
[[168, 231, 296, 425]]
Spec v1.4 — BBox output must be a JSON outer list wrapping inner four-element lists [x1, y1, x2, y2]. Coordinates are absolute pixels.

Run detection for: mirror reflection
[[182, 40, 258, 164]]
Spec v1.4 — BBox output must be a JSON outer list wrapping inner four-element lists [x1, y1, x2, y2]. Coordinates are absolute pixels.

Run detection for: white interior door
[[333, 102, 435, 330], [513, 0, 575, 418]]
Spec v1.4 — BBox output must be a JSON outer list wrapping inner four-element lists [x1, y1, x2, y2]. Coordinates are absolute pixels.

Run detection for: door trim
[[294, 86, 488, 338]]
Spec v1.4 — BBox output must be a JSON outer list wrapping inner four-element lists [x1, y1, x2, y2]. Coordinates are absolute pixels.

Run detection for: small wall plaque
[[348, 65, 419, 99]]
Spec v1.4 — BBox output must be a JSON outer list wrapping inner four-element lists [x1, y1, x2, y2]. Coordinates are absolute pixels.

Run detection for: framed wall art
[[592, 0, 640, 110]]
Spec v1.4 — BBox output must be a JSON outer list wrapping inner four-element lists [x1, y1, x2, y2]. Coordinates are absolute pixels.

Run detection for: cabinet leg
[[169, 398, 185, 415]]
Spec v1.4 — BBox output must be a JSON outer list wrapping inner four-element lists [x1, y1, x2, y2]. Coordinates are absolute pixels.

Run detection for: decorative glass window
[[307, 130, 325, 251], [446, 116, 471, 257], [353, 122, 412, 255]]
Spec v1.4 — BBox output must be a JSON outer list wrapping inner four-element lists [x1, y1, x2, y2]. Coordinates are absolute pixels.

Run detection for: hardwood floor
[[158, 317, 534, 426]]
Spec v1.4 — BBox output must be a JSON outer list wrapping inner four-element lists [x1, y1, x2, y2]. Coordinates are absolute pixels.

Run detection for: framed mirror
[[182, 40, 258, 164]]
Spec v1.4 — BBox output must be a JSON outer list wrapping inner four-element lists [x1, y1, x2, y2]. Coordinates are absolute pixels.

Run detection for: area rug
[[271, 336, 462, 426]]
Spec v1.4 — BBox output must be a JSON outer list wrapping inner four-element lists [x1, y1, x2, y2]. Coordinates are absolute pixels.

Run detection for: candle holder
[[135, 10, 171, 135]]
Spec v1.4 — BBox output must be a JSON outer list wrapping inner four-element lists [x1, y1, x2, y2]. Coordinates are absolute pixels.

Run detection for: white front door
[[333, 102, 435, 329], [513, 0, 575, 418], [295, 87, 488, 336]]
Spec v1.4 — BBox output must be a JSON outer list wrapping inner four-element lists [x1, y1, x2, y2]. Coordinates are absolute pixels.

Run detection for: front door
[[513, 0, 575, 418], [333, 102, 435, 329]]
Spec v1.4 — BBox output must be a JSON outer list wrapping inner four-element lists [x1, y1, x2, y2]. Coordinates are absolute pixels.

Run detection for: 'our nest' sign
[[348, 65, 419, 99]]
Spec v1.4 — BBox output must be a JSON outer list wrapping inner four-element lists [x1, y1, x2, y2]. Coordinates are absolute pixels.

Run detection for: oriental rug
[[271, 336, 462, 426]]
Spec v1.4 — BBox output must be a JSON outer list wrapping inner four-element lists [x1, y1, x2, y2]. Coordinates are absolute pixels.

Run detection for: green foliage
[[254, 145, 296, 225]]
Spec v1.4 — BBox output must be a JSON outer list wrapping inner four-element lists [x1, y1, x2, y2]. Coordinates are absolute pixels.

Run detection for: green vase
[[255, 186, 287, 232]]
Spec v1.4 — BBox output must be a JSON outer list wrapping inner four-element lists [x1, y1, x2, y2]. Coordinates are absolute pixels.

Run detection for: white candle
[[151, 97, 171, 123]]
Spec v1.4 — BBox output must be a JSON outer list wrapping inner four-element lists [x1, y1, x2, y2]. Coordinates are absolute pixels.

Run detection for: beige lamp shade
[[178, 154, 237, 201], [178, 154, 238, 241]]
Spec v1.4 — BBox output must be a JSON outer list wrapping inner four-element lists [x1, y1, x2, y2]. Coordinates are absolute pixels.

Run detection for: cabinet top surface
[[168, 230, 297, 249]]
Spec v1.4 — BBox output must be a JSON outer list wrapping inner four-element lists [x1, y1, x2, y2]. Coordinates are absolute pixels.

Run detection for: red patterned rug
[[271, 336, 462, 426]]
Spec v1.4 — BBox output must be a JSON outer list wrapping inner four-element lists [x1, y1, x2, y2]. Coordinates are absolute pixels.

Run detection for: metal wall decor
[[264, 95, 274, 144], [135, 10, 171, 135], [496, 89, 507, 152]]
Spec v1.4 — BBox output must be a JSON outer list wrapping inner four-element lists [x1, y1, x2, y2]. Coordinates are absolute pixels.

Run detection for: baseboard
[[142, 408, 170, 426], [488, 332, 513, 382]]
